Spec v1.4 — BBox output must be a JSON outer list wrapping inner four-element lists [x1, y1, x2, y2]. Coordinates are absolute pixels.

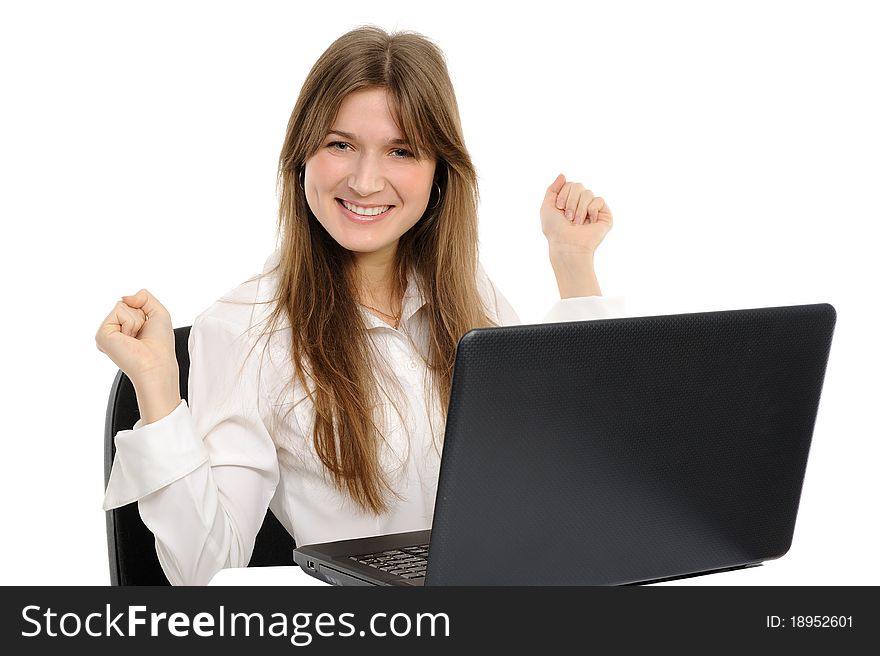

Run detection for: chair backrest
[[104, 325, 296, 585]]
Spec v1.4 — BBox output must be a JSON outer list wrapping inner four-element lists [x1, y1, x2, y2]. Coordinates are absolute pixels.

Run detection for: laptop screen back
[[426, 304, 836, 585]]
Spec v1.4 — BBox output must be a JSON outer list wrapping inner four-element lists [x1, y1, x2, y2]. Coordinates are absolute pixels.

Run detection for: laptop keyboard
[[349, 544, 430, 580]]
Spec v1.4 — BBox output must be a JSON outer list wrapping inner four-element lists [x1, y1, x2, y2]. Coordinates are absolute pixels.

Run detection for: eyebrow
[[327, 129, 410, 146]]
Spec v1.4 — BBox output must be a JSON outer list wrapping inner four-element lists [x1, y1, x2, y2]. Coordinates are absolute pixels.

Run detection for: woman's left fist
[[540, 173, 613, 255]]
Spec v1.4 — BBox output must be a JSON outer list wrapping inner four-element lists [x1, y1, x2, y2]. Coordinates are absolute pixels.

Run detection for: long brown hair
[[252, 26, 496, 514]]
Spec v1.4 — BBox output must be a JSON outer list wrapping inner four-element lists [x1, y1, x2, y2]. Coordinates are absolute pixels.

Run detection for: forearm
[[133, 370, 182, 425], [549, 247, 602, 298]]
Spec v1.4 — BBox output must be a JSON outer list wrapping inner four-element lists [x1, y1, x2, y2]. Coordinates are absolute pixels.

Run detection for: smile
[[336, 198, 395, 223]]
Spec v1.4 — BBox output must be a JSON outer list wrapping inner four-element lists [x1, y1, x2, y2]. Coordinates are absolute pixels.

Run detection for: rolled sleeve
[[103, 399, 207, 510]]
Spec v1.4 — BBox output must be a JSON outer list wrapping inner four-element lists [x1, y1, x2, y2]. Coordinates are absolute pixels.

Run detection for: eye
[[327, 141, 351, 152], [391, 148, 413, 158]]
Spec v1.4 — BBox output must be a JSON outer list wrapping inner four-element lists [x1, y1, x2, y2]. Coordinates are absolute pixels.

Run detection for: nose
[[347, 154, 385, 197]]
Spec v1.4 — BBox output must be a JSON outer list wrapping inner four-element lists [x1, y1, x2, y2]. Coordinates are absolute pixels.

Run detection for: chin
[[334, 232, 394, 254]]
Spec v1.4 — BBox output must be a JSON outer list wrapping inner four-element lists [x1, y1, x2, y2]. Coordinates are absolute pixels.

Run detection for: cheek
[[303, 158, 339, 210], [307, 153, 348, 186], [402, 168, 436, 205]]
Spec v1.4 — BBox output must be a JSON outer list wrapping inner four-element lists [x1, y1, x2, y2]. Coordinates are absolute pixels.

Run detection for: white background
[[1, 0, 877, 585]]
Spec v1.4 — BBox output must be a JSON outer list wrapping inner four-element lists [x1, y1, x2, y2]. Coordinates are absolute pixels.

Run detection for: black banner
[[2, 586, 872, 653]]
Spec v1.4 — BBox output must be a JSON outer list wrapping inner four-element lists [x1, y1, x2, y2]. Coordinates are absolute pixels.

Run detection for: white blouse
[[103, 249, 626, 585]]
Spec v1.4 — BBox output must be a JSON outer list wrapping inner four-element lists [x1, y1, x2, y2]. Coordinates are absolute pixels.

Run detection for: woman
[[96, 26, 623, 585]]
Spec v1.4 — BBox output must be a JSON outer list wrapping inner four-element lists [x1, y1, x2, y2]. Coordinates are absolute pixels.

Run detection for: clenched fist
[[540, 173, 613, 256], [95, 289, 178, 388]]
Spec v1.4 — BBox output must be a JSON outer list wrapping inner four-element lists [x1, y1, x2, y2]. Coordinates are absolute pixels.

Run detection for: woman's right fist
[[95, 289, 178, 386]]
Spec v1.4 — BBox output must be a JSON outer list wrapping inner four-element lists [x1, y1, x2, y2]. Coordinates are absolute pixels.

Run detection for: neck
[[352, 246, 399, 308]]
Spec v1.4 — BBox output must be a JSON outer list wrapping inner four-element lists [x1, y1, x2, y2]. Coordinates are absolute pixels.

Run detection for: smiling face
[[303, 87, 437, 267]]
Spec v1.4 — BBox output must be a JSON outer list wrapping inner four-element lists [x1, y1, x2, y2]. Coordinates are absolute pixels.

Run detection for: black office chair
[[104, 325, 296, 585]]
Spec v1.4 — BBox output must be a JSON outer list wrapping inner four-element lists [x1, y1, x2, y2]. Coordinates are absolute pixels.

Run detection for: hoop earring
[[298, 169, 305, 190], [428, 181, 442, 210]]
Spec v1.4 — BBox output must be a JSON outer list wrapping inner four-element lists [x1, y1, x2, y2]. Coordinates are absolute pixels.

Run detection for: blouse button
[[408, 360, 418, 370]]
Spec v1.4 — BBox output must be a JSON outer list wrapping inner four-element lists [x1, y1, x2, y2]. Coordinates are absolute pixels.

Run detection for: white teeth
[[341, 200, 391, 216]]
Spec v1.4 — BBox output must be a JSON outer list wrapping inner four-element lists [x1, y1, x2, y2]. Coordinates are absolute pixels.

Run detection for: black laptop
[[293, 303, 836, 585]]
